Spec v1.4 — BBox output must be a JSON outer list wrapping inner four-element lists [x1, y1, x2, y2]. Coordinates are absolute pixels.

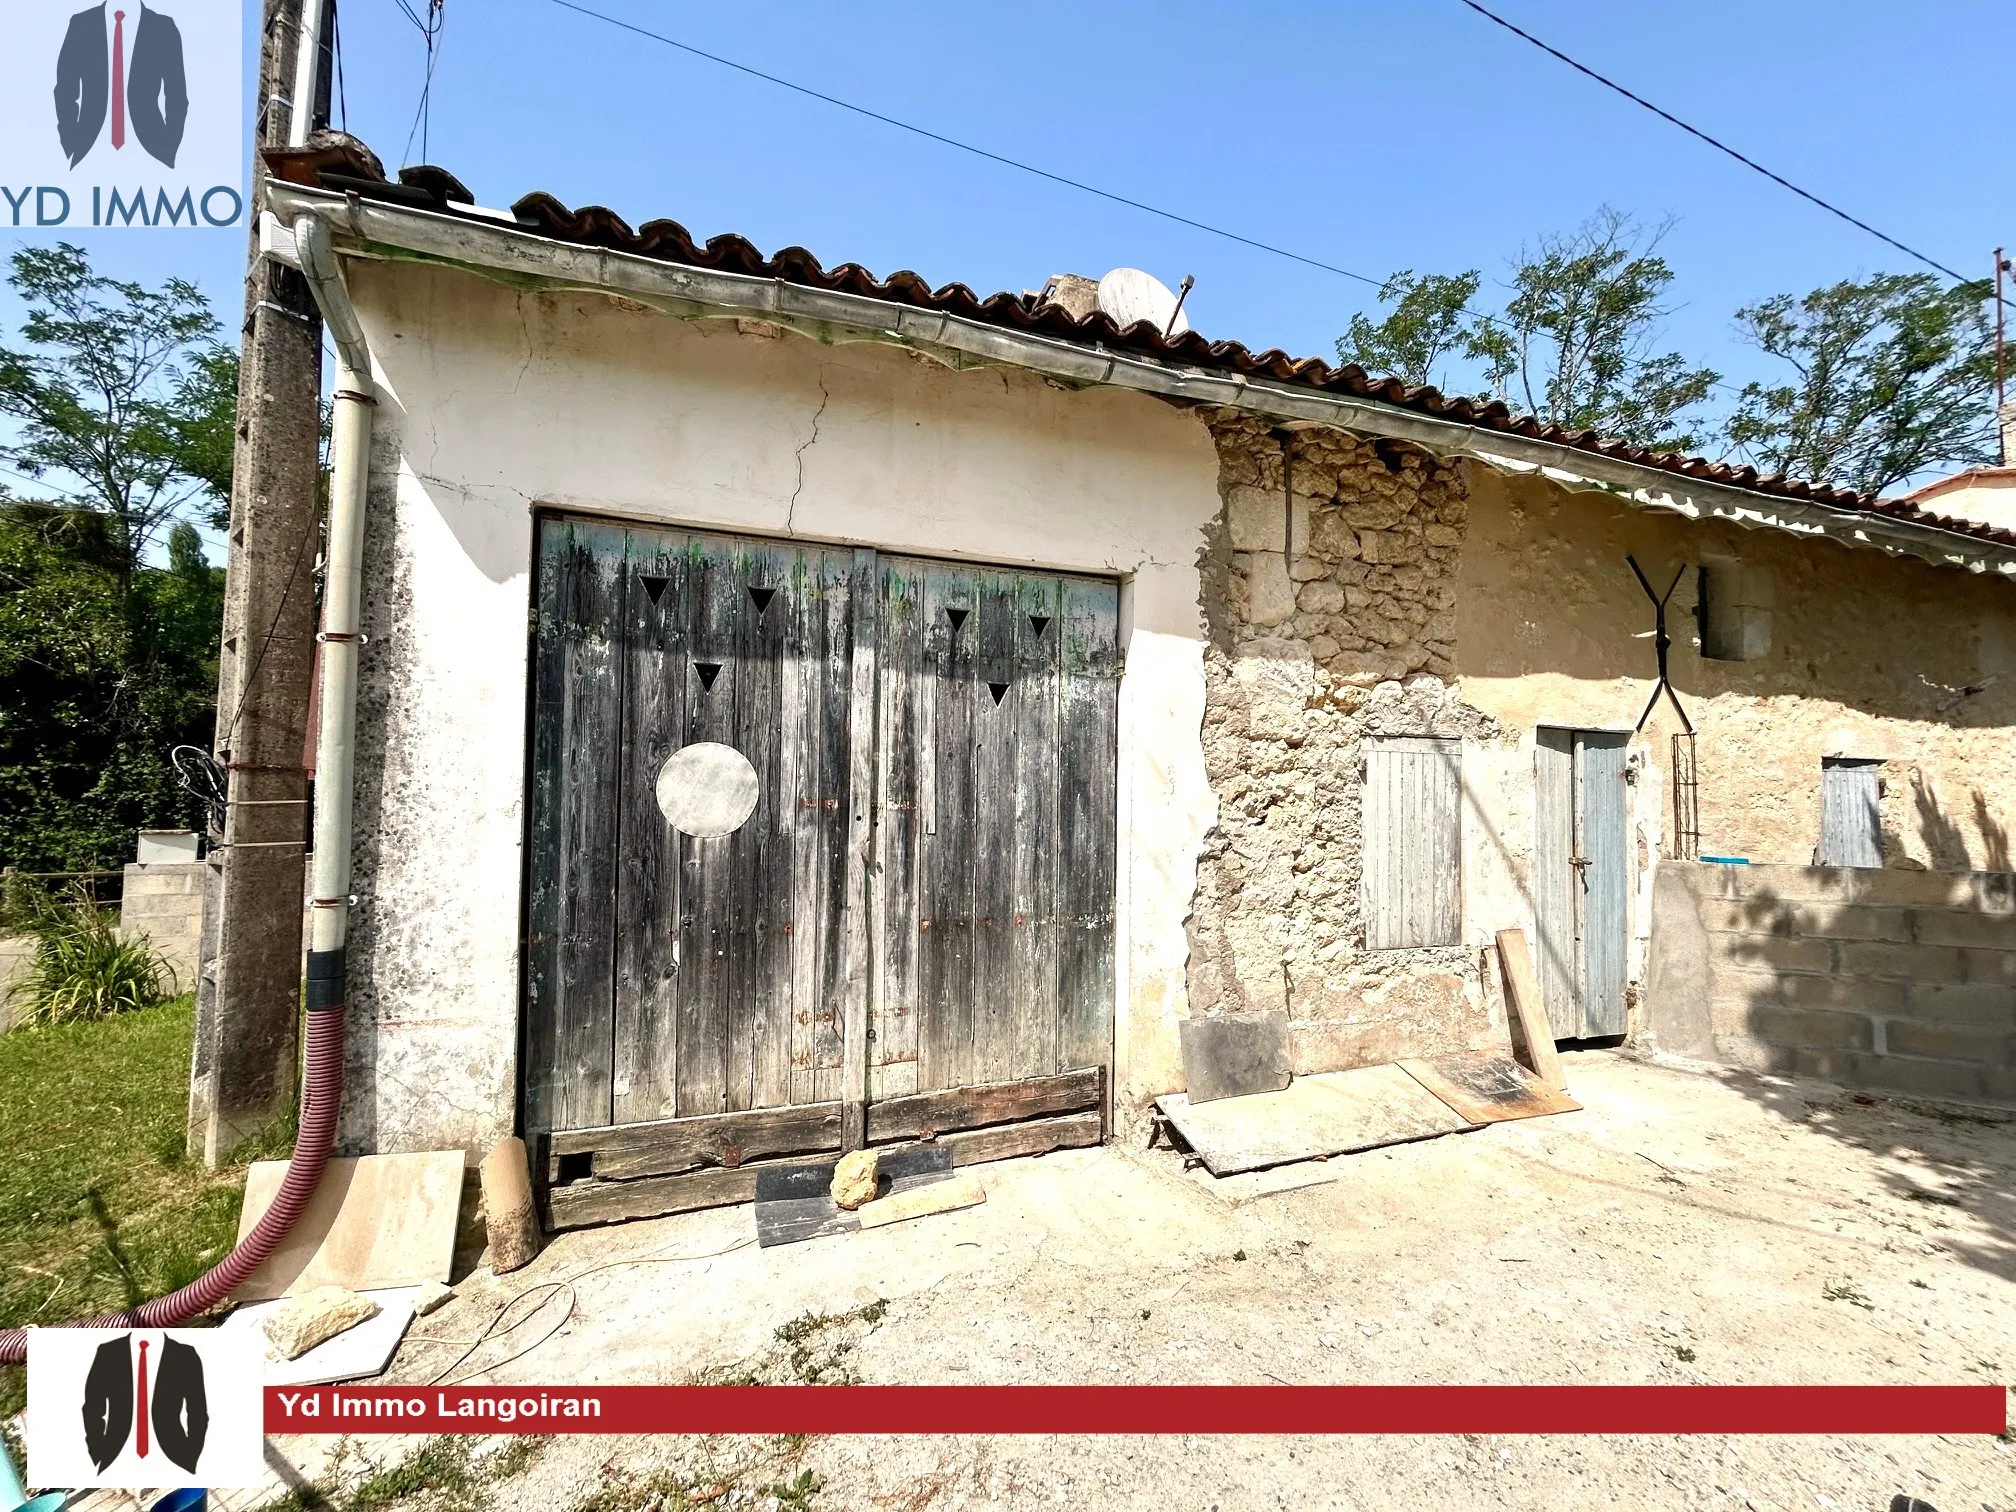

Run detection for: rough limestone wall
[[1185, 411, 1509, 1075]]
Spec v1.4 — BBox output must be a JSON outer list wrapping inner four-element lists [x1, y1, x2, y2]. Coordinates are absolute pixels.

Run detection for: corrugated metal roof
[[267, 145, 2016, 551]]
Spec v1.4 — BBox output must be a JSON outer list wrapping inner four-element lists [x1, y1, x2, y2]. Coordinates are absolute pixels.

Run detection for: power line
[[539, 0, 1760, 405], [1451, 0, 1971, 285], [541, 0, 1393, 295]]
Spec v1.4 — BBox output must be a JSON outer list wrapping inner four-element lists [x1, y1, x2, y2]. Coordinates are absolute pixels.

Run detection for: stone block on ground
[[263, 1285, 380, 1360], [831, 1148, 879, 1210]]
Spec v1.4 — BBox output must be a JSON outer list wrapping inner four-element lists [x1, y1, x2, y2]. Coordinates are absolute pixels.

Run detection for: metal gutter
[[266, 182, 2016, 580]]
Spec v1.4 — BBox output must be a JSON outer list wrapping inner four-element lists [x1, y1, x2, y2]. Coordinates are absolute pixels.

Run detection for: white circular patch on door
[[655, 742, 760, 838]]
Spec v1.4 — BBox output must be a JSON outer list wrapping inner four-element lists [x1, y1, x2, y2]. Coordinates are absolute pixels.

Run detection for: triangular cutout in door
[[695, 662, 723, 692], [639, 574, 670, 607], [1028, 614, 1051, 637], [988, 681, 1010, 705], [749, 586, 777, 615]]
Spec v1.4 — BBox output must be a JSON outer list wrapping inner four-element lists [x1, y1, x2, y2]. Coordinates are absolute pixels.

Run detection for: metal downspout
[[295, 213, 373, 1024]]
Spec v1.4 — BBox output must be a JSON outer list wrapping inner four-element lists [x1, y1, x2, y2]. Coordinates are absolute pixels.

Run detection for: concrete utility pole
[[189, 0, 333, 1165]]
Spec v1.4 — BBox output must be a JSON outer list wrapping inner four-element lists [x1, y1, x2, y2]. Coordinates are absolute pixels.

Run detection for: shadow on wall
[[1903, 774, 2014, 873], [1710, 879, 2016, 1286]]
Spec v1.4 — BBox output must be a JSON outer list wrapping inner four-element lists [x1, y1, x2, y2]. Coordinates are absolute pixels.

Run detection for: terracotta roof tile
[[268, 147, 2016, 554]]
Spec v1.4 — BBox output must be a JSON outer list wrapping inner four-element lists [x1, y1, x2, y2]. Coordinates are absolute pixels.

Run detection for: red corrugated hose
[[0, 1010, 343, 1364]]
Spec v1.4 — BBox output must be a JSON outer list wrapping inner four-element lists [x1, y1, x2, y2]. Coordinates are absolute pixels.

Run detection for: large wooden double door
[[523, 518, 1118, 1225]]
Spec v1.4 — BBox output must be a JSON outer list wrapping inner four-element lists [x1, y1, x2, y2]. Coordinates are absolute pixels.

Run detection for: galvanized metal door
[[523, 519, 1119, 1223], [1817, 758, 1883, 868], [1532, 729, 1630, 1039]]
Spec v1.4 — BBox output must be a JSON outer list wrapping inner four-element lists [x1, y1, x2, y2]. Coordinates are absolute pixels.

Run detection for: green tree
[[1336, 270, 1482, 390], [1724, 273, 2002, 496], [0, 243, 235, 592], [0, 504, 223, 873], [0, 241, 232, 874], [1338, 208, 1720, 453]]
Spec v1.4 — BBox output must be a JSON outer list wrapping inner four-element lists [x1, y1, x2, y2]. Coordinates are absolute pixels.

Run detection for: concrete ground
[[267, 1050, 2015, 1512]]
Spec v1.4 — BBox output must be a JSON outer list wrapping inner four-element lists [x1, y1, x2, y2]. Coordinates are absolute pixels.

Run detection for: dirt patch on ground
[[265, 1051, 2014, 1512]]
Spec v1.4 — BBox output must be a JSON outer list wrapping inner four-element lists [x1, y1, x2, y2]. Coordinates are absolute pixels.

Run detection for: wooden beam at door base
[[546, 1100, 844, 1183], [866, 1066, 1102, 1144], [543, 1107, 1105, 1231]]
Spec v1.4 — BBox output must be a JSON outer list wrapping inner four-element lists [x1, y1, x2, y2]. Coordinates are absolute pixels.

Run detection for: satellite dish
[[1096, 268, 1190, 337]]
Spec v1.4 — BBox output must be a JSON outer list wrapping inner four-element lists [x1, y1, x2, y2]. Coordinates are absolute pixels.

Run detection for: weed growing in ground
[[1672, 1345, 1697, 1363], [265, 1435, 554, 1512], [1821, 1281, 1874, 1310]]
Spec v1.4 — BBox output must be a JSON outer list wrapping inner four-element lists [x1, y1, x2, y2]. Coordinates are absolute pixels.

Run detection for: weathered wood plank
[[672, 541, 738, 1117], [1055, 574, 1119, 1082], [839, 547, 879, 1148], [547, 1109, 1104, 1230], [1577, 732, 1631, 1039], [745, 539, 795, 1110], [523, 518, 626, 1135], [866, 1066, 1103, 1143], [550, 1100, 844, 1181], [1532, 728, 1580, 1038], [970, 572, 1021, 1086], [917, 562, 978, 1094], [871, 559, 924, 1100], [1010, 574, 1063, 1080], [811, 548, 853, 1102], [545, 1163, 765, 1230], [937, 1109, 1103, 1167], [1495, 927, 1567, 1091], [611, 528, 685, 1127]]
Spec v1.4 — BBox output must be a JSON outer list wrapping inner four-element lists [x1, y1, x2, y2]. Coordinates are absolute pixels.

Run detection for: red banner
[[265, 1385, 2007, 1436]]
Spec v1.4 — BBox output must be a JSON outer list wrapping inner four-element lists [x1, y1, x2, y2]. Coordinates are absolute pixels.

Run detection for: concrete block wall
[[0, 934, 30, 1030], [1642, 861, 2016, 1106], [119, 861, 209, 997]]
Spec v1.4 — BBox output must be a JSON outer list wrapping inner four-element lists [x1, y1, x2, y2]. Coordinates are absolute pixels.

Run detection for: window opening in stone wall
[[1362, 736, 1463, 950], [1697, 555, 1774, 662], [1817, 757, 1883, 868]]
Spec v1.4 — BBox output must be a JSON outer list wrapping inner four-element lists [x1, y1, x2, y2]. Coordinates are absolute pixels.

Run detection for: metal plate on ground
[[753, 1144, 955, 1248], [1154, 1064, 1470, 1176], [1179, 1014, 1291, 1105], [1399, 1052, 1582, 1124]]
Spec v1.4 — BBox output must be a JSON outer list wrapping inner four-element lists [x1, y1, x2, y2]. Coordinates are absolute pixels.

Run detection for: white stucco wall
[[340, 261, 1223, 1154]]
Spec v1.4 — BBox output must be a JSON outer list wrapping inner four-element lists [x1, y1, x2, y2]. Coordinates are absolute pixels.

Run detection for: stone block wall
[[1642, 860, 2016, 1106], [120, 861, 208, 997], [1183, 412, 1509, 1076]]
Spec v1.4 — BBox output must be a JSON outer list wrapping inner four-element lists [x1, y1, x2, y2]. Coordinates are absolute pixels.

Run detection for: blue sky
[[9, 0, 2014, 468]]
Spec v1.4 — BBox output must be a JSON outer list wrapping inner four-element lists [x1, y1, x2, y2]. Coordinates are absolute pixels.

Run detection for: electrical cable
[[535, 0, 1766, 408], [1450, 0, 1971, 284], [405, 1235, 759, 1387], [394, 0, 446, 167], [540, 0, 1393, 295]]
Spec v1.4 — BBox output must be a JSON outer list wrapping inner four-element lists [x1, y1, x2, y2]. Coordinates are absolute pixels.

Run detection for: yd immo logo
[[81, 1333, 208, 1474], [27, 1328, 265, 1489], [56, 4, 188, 169], [2, 0, 239, 229]]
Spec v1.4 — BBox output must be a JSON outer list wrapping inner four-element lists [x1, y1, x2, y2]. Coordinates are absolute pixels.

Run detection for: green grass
[[0, 994, 290, 1419]]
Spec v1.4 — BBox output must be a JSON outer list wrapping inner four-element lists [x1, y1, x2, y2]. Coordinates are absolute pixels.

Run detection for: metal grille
[[1671, 732, 1700, 861]]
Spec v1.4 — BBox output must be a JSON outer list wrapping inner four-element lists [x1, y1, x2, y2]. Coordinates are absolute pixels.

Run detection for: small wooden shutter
[[1818, 759, 1882, 868], [1363, 736, 1462, 949]]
